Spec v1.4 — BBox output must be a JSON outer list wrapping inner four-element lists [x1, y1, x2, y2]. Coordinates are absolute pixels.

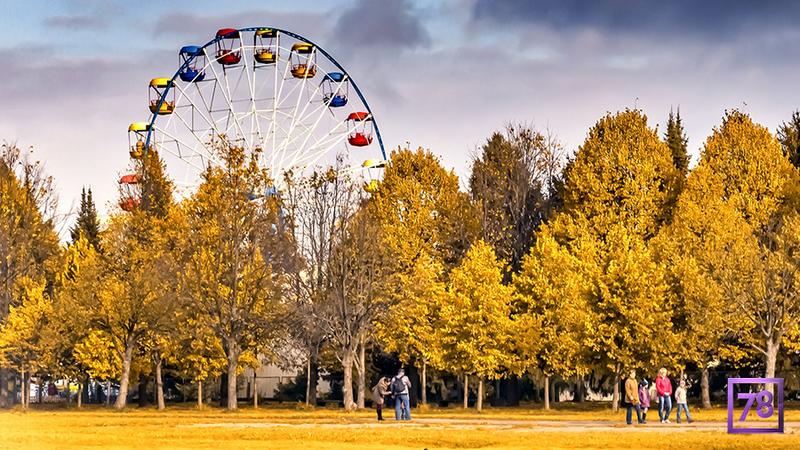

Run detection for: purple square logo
[[727, 377, 784, 434]]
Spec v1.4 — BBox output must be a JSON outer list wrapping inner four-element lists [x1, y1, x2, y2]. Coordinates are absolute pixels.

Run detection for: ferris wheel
[[121, 27, 387, 210]]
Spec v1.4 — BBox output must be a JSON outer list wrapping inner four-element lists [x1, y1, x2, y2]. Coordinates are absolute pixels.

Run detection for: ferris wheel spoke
[[274, 49, 317, 171], [287, 129, 353, 170], [279, 118, 350, 168], [270, 42, 295, 169], [285, 75, 351, 163], [274, 77, 330, 158], [240, 45, 263, 146], [203, 47, 248, 146], [154, 135, 208, 174], [165, 101, 224, 166]]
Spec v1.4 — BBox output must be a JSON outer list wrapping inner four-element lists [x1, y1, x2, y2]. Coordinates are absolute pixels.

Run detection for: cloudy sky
[[3, 0, 800, 229]]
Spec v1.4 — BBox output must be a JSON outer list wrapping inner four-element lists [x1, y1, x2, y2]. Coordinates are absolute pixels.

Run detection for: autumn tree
[[469, 124, 564, 277], [171, 313, 226, 408], [534, 110, 681, 411], [435, 241, 516, 411], [683, 111, 800, 382], [0, 279, 52, 408], [0, 143, 60, 408], [373, 147, 478, 402], [514, 230, 591, 410], [322, 192, 390, 411], [282, 167, 349, 406], [45, 237, 106, 408], [654, 163, 754, 407], [182, 143, 288, 410], [70, 187, 101, 249]]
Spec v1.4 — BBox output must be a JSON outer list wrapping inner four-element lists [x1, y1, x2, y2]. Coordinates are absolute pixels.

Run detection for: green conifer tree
[[69, 187, 101, 249], [665, 108, 690, 175], [776, 110, 800, 169]]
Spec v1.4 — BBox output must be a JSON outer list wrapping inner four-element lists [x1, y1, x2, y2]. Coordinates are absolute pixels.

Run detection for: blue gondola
[[179, 45, 206, 82], [321, 72, 348, 108]]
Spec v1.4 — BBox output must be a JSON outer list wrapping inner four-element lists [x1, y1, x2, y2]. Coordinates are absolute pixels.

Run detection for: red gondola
[[346, 112, 373, 147], [215, 28, 241, 65], [119, 174, 140, 212]]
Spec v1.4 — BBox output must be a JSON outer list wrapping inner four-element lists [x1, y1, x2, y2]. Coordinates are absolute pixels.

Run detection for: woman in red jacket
[[656, 367, 673, 423]]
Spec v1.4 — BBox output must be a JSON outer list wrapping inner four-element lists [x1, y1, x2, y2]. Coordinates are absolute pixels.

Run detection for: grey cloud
[[334, 0, 430, 50], [472, 0, 800, 40], [151, 10, 330, 46]]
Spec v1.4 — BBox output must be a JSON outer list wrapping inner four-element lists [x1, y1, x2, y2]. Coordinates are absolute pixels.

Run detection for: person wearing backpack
[[390, 368, 412, 420]]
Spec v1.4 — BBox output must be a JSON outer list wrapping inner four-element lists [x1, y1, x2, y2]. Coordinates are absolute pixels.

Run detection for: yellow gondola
[[127, 122, 151, 159], [148, 78, 175, 115], [254, 28, 278, 64], [290, 43, 316, 79]]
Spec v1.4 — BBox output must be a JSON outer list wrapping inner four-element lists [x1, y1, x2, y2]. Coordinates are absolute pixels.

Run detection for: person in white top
[[675, 379, 693, 424]]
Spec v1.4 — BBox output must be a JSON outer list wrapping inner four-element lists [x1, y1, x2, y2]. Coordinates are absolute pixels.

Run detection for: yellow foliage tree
[[663, 111, 800, 387], [435, 240, 516, 411], [514, 227, 591, 409], [182, 143, 288, 410], [534, 110, 680, 411], [0, 278, 52, 408], [372, 147, 478, 403]]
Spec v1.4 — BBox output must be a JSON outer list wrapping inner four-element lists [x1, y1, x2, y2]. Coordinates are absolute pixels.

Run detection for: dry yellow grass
[[1, 403, 799, 449]]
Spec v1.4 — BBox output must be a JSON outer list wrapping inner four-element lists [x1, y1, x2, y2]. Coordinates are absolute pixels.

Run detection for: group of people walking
[[372, 368, 412, 421], [371, 366, 694, 425], [625, 367, 693, 425]]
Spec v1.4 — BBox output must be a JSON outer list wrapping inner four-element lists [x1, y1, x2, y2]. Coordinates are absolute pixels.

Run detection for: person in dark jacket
[[371, 377, 390, 421], [624, 370, 643, 425], [638, 379, 651, 423]]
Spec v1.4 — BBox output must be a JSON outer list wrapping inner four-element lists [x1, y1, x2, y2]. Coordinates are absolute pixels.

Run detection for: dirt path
[[183, 418, 800, 433]]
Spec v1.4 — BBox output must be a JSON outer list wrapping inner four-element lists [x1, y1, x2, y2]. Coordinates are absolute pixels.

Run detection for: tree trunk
[[306, 351, 319, 406], [463, 374, 469, 409], [305, 355, 311, 405], [226, 357, 238, 410], [37, 378, 42, 404], [253, 372, 258, 409], [544, 375, 550, 410], [612, 370, 620, 413], [477, 378, 484, 412], [701, 366, 712, 409], [105, 381, 111, 406], [0, 368, 7, 408], [356, 343, 366, 409], [137, 377, 148, 407], [77, 382, 83, 408], [421, 359, 427, 406], [115, 342, 135, 409], [219, 373, 228, 407], [155, 357, 165, 410], [575, 375, 584, 403], [197, 380, 203, 408], [765, 338, 779, 378], [81, 377, 90, 405], [342, 352, 355, 411], [21, 368, 27, 409], [765, 338, 780, 395]]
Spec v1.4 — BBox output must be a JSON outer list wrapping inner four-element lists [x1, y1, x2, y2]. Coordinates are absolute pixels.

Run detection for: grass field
[[1, 403, 800, 449]]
